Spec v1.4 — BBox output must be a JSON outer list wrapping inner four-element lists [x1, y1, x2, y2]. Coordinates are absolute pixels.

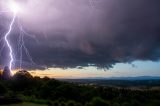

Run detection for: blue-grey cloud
[[0, 0, 160, 70]]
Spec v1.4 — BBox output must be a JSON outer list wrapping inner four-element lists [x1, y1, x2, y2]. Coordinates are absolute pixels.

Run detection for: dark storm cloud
[[1, 0, 160, 69]]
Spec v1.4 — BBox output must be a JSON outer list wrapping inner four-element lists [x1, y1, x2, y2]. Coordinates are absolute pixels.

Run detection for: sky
[[19, 61, 160, 78], [0, 0, 160, 78]]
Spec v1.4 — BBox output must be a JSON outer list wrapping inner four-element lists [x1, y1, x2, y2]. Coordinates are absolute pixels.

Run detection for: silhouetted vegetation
[[0, 71, 160, 106]]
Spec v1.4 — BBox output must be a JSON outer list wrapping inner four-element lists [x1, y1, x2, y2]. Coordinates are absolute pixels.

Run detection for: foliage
[[0, 73, 160, 106], [0, 102, 48, 106], [0, 82, 7, 94], [88, 97, 110, 106]]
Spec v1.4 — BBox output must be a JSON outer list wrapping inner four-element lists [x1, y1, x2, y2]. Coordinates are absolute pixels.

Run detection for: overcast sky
[[0, 0, 160, 77]]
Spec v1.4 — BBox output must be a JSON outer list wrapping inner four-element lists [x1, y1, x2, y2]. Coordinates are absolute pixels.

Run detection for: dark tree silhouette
[[2, 66, 11, 80]]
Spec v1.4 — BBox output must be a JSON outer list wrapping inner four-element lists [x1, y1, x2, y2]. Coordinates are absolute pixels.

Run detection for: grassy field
[[1, 102, 48, 106]]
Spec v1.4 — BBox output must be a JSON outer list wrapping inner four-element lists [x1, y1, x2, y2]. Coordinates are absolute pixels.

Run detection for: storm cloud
[[1, 0, 160, 69]]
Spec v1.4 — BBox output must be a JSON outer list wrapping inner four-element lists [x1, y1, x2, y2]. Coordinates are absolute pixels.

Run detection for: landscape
[[0, 0, 160, 106], [0, 70, 160, 106]]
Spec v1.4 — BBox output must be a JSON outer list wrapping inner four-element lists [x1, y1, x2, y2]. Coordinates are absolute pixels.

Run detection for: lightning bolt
[[16, 24, 36, 69], [0, 0, 37, 73], [1, 0, 95, 73], [4, 12, 16, 72]]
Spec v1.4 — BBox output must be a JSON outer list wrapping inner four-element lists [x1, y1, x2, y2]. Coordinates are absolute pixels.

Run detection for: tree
[[67, 100, 76, 106], [12, 70, 33, 91], [0, 82, 6, 94], [85, 103, 92, 106], [52, 101, 59, 106], [122, 102, 130, 106], [2, 66, 11, 80], [89, 97, 110, 106], [131, 100, 140, 106], [112, 102, 120, 106], [60, 102, 66, 106]]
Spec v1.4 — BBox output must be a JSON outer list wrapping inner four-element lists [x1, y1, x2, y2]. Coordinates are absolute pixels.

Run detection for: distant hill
[[63, 76, 160, 80], [60, 76, 160, 87], [91, 76, 160, 80]]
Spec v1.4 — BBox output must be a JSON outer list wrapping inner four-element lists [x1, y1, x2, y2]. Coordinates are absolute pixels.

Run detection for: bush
[[90, 97, 110, 106], [0, 82, 7, 94], [60, 102, 66, 106], [112, 102, 120, 106], [52, 100, 60, 106], [122, 102, 130, 106], [76, 103, 82, 106], [131, 100, 140, 106], [85, 103, 92, 106], [67, 100, 76, 106]]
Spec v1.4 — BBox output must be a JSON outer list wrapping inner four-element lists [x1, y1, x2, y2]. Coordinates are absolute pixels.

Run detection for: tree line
[[0, 71, 160, 106]]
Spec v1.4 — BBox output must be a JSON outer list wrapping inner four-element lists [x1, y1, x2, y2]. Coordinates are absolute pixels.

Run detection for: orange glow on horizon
[[9, 67, 113, 79]]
